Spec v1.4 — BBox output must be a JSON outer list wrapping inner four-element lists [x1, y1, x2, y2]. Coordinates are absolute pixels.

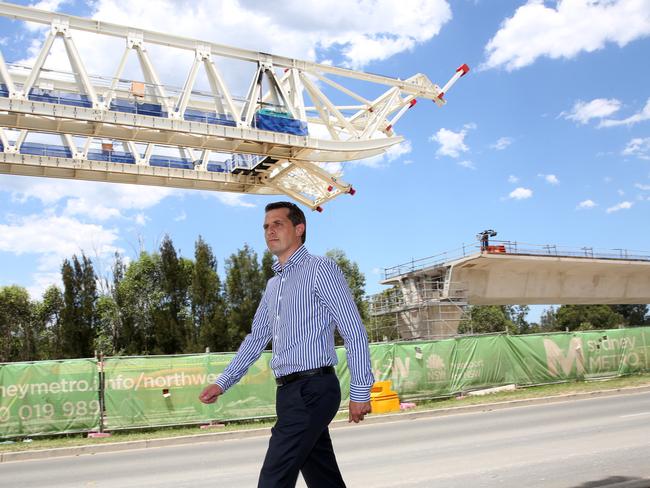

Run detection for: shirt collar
[[272, 245, 309, 273]]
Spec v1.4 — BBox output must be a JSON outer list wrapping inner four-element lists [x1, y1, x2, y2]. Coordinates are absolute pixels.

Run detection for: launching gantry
[[0, 2, 468, 210]]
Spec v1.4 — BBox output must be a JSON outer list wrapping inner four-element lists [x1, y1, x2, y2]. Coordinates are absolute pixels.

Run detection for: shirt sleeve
[[215, 289, 273, 393], [315, 258, 375, 402]]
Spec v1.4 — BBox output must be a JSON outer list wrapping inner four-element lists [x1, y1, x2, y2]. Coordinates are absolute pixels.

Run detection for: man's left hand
[[349, 401, 371, 423]]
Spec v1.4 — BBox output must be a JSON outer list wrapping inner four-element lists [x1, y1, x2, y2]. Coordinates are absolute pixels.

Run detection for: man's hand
[[199, 384, 223, 404], [349, 400, 371, 423]]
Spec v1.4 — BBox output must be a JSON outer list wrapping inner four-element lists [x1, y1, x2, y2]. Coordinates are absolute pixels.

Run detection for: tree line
[[0, 235, 368, 362], [458, 304, 649, 335], [1, 235, 648, 362]]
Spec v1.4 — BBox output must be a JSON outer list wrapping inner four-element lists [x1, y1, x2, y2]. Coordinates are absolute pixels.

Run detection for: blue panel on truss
[[207, 162, 226, 172], [87, 149, 136, 164], [28, 89, 92, 108], [184, 108, 237, 126], [0, 84, 8, 97], [150, 155, 194, 170], [21, 142, 73, 158], [109, 100, 238, 127], [110, 98, 167, 117], [254, 111, 308, 136]]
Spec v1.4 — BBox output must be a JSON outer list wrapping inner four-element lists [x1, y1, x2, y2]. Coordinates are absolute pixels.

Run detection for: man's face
[[263, 208, 304, 260]]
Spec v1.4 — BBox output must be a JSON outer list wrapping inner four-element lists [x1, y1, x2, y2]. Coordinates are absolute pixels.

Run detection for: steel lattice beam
[[0, 2, 468, 209]]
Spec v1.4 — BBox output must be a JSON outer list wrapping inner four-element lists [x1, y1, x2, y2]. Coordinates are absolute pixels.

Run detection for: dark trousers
[[258, 373, 346, 488]]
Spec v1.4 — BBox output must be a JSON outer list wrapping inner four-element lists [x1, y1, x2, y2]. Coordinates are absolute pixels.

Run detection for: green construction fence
[[1, 327, 649, 438]]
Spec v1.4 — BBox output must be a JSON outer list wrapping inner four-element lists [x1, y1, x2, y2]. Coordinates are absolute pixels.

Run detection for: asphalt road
[[2, 391, 650, 488]]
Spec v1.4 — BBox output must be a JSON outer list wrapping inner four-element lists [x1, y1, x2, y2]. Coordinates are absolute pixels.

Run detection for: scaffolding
[[367, 277, 469, 342]]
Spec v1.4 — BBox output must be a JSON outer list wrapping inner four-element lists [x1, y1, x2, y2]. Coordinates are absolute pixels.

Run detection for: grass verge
[[2, 373, 649, 453]]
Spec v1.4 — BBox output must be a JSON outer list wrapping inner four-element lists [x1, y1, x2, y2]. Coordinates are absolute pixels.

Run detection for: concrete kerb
[[2, 384, 650, 464]]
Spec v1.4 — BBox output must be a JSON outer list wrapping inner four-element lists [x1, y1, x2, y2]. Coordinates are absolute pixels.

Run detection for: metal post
[[98, 352, 105, 434]]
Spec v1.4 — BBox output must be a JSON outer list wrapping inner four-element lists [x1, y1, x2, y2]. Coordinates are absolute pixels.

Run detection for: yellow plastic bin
[[370, 380, 401, 414]]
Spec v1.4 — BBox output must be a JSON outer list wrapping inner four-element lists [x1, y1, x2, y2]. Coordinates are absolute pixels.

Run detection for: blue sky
[[0, 0, 649, 322]]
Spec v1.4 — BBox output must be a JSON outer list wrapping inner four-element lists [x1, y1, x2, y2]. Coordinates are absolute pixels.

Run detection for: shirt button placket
[[276, 274, 285, 325]]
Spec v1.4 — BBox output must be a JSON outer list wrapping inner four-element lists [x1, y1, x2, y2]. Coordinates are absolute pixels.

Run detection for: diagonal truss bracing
[[0, 2, 468, 209]]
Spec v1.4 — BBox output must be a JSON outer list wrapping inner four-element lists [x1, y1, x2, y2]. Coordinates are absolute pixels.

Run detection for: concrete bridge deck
[[381, 242, 650, 306]]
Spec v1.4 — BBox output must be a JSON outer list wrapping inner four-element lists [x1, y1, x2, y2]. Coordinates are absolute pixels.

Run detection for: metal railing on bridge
[[384, 241, 650, 280]]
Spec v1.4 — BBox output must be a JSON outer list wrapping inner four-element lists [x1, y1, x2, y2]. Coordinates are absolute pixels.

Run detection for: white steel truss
[[0, 2, 468, 209]]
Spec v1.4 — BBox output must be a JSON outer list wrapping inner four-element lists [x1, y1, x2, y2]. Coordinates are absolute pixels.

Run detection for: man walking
[[199, 201, 374, 487]]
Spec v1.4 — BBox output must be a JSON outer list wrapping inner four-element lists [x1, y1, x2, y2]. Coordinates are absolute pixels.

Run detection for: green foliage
[[37, 285, 64, 359], [610, 305, 649, 326], [539, 306, 559, 331], [115, 251, 163, 355], [366, 286, 401, 342], [60, 255, 97, 358], [191, 236, 227, 353], [94, 295, 121, 356], [5, 231, 648, 361], [261, 250, 275, 284], [0, 238, 373, 359], [0, 285, 39, 362], [459, 305, 516, 335], [224, 245, 266, 349], [325, 249, 368, 322], [556, 305, 624, 331], [506, 305, 531, 333], [155, 235, 192, 354]]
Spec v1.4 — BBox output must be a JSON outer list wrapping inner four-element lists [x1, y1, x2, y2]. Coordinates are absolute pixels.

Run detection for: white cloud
[[174, 211, 187, 222], [0, 212, 121, 298], [538, 173, 560, 185], [600, 98, 650, 127], [134, 213, 148, 225], [22, 1, 70, 32], [0, 176, 177, 210], [430, 126, 472, 158], [577, 199, 597, 209], [16, 0, 452, 88], [354, 140, 412, 168], [30, 0, 68, 11], [622, 137, 650, 160], [491, 137, 514, 150], [482, 0, 650, 71], [337, 35, 417, 70], [213, 193, 256, 208], [64, 198, 123, 221], [0, 213, 119, 257], [509, 187, 533, 200], [562, 98, 621, 124], [635, 183, 650, 191], [385, 141, 413, 162], [297, 1, 453, 69], [606, 201, 633, 213], [25, 271, 62, 301], [508, 175, 519, 184], [457, 160, 476, 170]]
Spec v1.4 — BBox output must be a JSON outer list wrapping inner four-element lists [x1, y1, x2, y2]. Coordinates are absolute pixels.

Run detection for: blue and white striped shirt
[[215, 246, 375, 402]]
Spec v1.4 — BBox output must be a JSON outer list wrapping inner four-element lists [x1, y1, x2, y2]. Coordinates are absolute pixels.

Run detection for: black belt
[[275, 366, 335, 386]]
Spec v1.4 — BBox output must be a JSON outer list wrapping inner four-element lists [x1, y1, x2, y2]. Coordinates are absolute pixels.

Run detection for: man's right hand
[[199, 384, 223, 404]]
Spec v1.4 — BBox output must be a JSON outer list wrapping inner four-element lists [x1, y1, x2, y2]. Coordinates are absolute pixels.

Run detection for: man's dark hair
[[265, 201, 307, 243]]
